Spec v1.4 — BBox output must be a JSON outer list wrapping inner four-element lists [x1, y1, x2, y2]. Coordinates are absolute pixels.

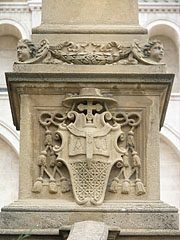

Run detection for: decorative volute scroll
[[32, 88, 145, 205], [16, 39, 164, 65]]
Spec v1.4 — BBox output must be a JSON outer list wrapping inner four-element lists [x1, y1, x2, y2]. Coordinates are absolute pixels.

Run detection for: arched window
[[0, 136, 19, 209], [0, 23, 22, 88], [160, 136, 180, 213]]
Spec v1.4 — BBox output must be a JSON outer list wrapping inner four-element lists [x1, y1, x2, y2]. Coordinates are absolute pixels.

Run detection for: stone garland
[[16, 39, 164, 65]]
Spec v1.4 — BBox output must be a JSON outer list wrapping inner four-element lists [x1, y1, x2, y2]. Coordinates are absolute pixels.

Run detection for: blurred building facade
[[0, 0, 179, 222]]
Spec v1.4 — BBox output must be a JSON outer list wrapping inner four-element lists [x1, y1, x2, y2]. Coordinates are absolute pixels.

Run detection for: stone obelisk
[[1, 0, 180, 239]]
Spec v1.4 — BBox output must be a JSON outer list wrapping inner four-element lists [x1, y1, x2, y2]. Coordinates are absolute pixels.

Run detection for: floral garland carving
[[16, 39, 164, 65]]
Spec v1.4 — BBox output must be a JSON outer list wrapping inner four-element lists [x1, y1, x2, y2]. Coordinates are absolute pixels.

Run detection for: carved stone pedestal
[[1, 0, 180, 239], [1, 71, 179, 239]]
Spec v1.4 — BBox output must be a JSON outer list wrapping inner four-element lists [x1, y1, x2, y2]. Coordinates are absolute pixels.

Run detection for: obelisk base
[[0, 201, 180, 240]]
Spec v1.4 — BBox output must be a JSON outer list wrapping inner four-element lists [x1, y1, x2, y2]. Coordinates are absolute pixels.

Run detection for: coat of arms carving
[[32, 88, 145, 205]]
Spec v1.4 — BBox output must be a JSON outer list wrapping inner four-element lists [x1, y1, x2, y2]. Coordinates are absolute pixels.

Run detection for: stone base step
[[0, 229, 180, 240]]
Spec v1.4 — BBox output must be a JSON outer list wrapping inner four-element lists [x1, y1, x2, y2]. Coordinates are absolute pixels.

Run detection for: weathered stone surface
[[5, 73, 173, 207], [42, 0, 139, 25], [0, 229, 180, 240], [2, 0, 179, 238], [67, 221, 108, 240], [32, 1, 147, 44], [13, 63, 167, 74], [15, 39, 165, 66], [0, 201, 179, 230]]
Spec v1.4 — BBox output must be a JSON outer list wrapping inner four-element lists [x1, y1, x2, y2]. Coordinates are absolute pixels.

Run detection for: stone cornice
[[0, 1, 42, 13], [139, 2, 180, 13], [0, 1, 179, 14], [6, 72, 173, 130]]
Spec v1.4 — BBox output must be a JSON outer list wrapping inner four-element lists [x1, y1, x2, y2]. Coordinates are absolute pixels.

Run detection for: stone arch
[[160, 124, 180, 158], [145, 20, 180, 92], [0, 120, 19, 156], [0, 123, 19, 210], [160, 130, 180, 220], [0, 20, 30, 87], [145, 20, 179, 47], [0, 138, 19, 209], [0, 19, 30, 39]]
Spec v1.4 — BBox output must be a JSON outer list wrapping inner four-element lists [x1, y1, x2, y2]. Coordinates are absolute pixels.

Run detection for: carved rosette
[[32, 88, 145, 205]]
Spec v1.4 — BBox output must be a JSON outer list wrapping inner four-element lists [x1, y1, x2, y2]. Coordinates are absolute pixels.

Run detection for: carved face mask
[[149, 43, 164, 63], [17, 42, 31, 62]]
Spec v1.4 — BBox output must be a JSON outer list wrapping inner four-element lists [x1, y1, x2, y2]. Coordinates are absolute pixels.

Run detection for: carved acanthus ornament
[[32, 88, 145, 205], [16, 39, 164, 65]]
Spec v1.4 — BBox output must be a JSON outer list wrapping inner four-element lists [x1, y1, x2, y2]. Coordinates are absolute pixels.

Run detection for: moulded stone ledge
[[32, 24, 148, 34], [13, 64, 166, 74], [0, 201, 179, 230]]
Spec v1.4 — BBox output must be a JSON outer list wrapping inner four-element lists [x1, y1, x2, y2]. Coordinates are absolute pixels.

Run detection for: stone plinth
[[1, 200, 179, 230], [32, 0, 147, 44], [33, 0, 146, 36], [2, 71, 178, 236], [1, 0, 180, 239]]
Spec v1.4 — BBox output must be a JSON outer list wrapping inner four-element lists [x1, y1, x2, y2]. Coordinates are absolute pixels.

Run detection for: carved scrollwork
[[109, 111, 145, 196], [16, 39, 164, 65], [33, 88, 145, 205], [39, 112, 67, 127], [32, 113, 71, 195]]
